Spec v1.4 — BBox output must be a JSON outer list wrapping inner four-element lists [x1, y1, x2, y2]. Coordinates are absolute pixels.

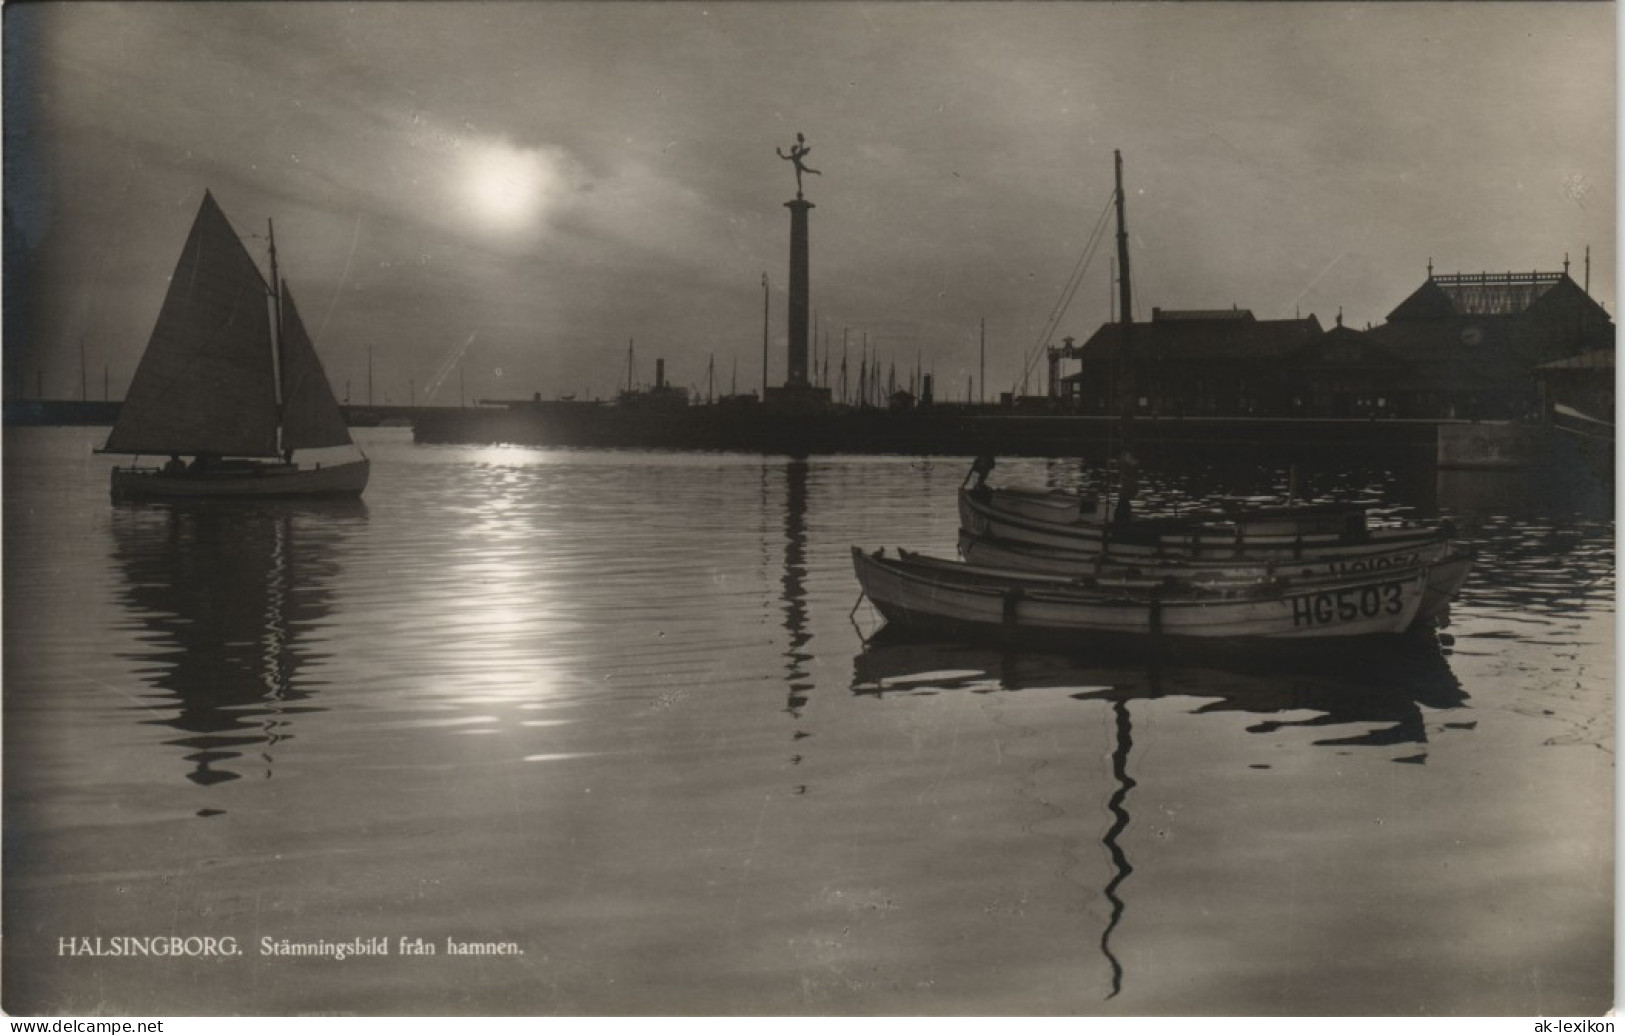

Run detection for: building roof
[[1373, 269, 1615, 389], [1075, 313, 1324, 367], [1150, 307, 1256, 322], [1282, 323, 1411, 371], [1387, 270, 1607, 323]]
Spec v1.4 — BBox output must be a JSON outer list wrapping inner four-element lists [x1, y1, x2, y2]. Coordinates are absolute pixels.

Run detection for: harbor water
[[2, 426, 1614, 1016]]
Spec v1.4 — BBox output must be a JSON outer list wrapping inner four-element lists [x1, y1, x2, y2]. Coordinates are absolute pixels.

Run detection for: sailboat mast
[[267, 218, 287, 451], [761, 273, 770, 397]]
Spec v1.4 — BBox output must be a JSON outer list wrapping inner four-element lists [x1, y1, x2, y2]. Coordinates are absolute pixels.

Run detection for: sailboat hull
[[111, 458, 370, 500]]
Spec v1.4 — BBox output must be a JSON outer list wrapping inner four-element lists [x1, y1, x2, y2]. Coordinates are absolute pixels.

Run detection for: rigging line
[[1018, 193, 1115, 382], [1017, 193, 1115, 385], [1023, 202, 1110, 376], [1041, 192, 1117, 337]]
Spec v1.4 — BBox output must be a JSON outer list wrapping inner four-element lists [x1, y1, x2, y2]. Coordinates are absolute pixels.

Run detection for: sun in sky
[[456, 138, 564, 239]]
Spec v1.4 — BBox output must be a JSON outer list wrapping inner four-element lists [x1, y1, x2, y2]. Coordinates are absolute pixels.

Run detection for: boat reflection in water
[[109, 500, 365, 795], [850, 628, 1466, 1000]]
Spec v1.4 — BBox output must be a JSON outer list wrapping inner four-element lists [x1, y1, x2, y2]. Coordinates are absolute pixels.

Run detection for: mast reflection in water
[[852, 631, 1467, 999], [780, 458, 813, 791], [109, 501, 363, 792], [1099, 697, 1134, 999]]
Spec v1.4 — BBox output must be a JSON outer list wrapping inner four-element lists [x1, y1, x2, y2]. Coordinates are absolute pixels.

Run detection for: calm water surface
[[3, 427, 1613, 1015]]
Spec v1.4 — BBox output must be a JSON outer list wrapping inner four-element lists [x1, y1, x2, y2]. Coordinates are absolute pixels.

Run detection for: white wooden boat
[[957, 529, 1454, 581], [100, 192, 369, 500], [975, 482, 1370, 539], [1414, 551, 1473, 626], [977, 485, 1104, 523], [959, 486, 1448, 562], [852, 545, 1439, 648], [920, 545, 1469, 629], [956, 151, 1437, 565]]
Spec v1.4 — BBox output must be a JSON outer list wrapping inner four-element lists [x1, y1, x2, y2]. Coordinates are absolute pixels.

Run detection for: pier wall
[[411, 405, 1459, 463]]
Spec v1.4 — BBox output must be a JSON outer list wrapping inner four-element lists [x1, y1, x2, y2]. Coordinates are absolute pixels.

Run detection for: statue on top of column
[[777, 133, 821, 198]]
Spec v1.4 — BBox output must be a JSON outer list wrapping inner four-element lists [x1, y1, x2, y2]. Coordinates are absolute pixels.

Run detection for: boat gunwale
[[852, 546, 1435, 649], [959, 487, 1447, 554]]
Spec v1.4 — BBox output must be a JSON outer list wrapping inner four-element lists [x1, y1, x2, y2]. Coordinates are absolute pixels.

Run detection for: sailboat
[[100, 191, 369, 500]]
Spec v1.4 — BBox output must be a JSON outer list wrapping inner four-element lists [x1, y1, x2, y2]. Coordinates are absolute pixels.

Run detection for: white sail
[[278, 284, 353, 450], [104, 192, 281, 457]]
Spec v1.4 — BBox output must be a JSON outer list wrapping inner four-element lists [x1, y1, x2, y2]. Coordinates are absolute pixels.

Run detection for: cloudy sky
[[4, 1, 1615, 406]]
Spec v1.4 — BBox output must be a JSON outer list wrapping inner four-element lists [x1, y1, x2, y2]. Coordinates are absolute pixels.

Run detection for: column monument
[[768, 134, 832, 411]]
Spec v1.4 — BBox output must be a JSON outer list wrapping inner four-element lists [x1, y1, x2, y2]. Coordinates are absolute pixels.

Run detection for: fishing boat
[[958, 529, 1475, 627], [100, 191, 369, 500], [904, 545, 1469, 629], [964, 464, 1372, 539], [971, 482, 1104, 524], [960, 151, 1449, 563], [956, 528, 1454, 580], [959, 485, 1450, 562], [851, 545, 1438, 649]]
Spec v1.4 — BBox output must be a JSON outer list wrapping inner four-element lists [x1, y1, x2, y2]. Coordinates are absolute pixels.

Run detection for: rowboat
[[975, 484, 1103, 524], [954, 150, 1439, 563], [851, 545, 1451, 650], [974, 481, 1371, 539], [957, 529, 1453, 580], [99, 191, 369, 500], [924, 544, 1470, 628], [959, 485, 1449, 562]]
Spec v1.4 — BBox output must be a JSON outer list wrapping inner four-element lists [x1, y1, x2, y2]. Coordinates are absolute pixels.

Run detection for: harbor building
[[1060, 308, 1325, 416], [1365, 266, 1614, 419], [1060, 265, 1614, 421]]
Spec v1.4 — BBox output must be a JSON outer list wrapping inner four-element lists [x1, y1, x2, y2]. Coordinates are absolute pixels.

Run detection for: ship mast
[[1115, 150, 1132, 329], [1110, 150, 1138, 527]]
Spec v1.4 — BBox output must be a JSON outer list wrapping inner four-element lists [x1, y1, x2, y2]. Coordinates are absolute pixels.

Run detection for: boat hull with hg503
[[99, 191, 369, 500], [850, 545, 1464, 651]]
